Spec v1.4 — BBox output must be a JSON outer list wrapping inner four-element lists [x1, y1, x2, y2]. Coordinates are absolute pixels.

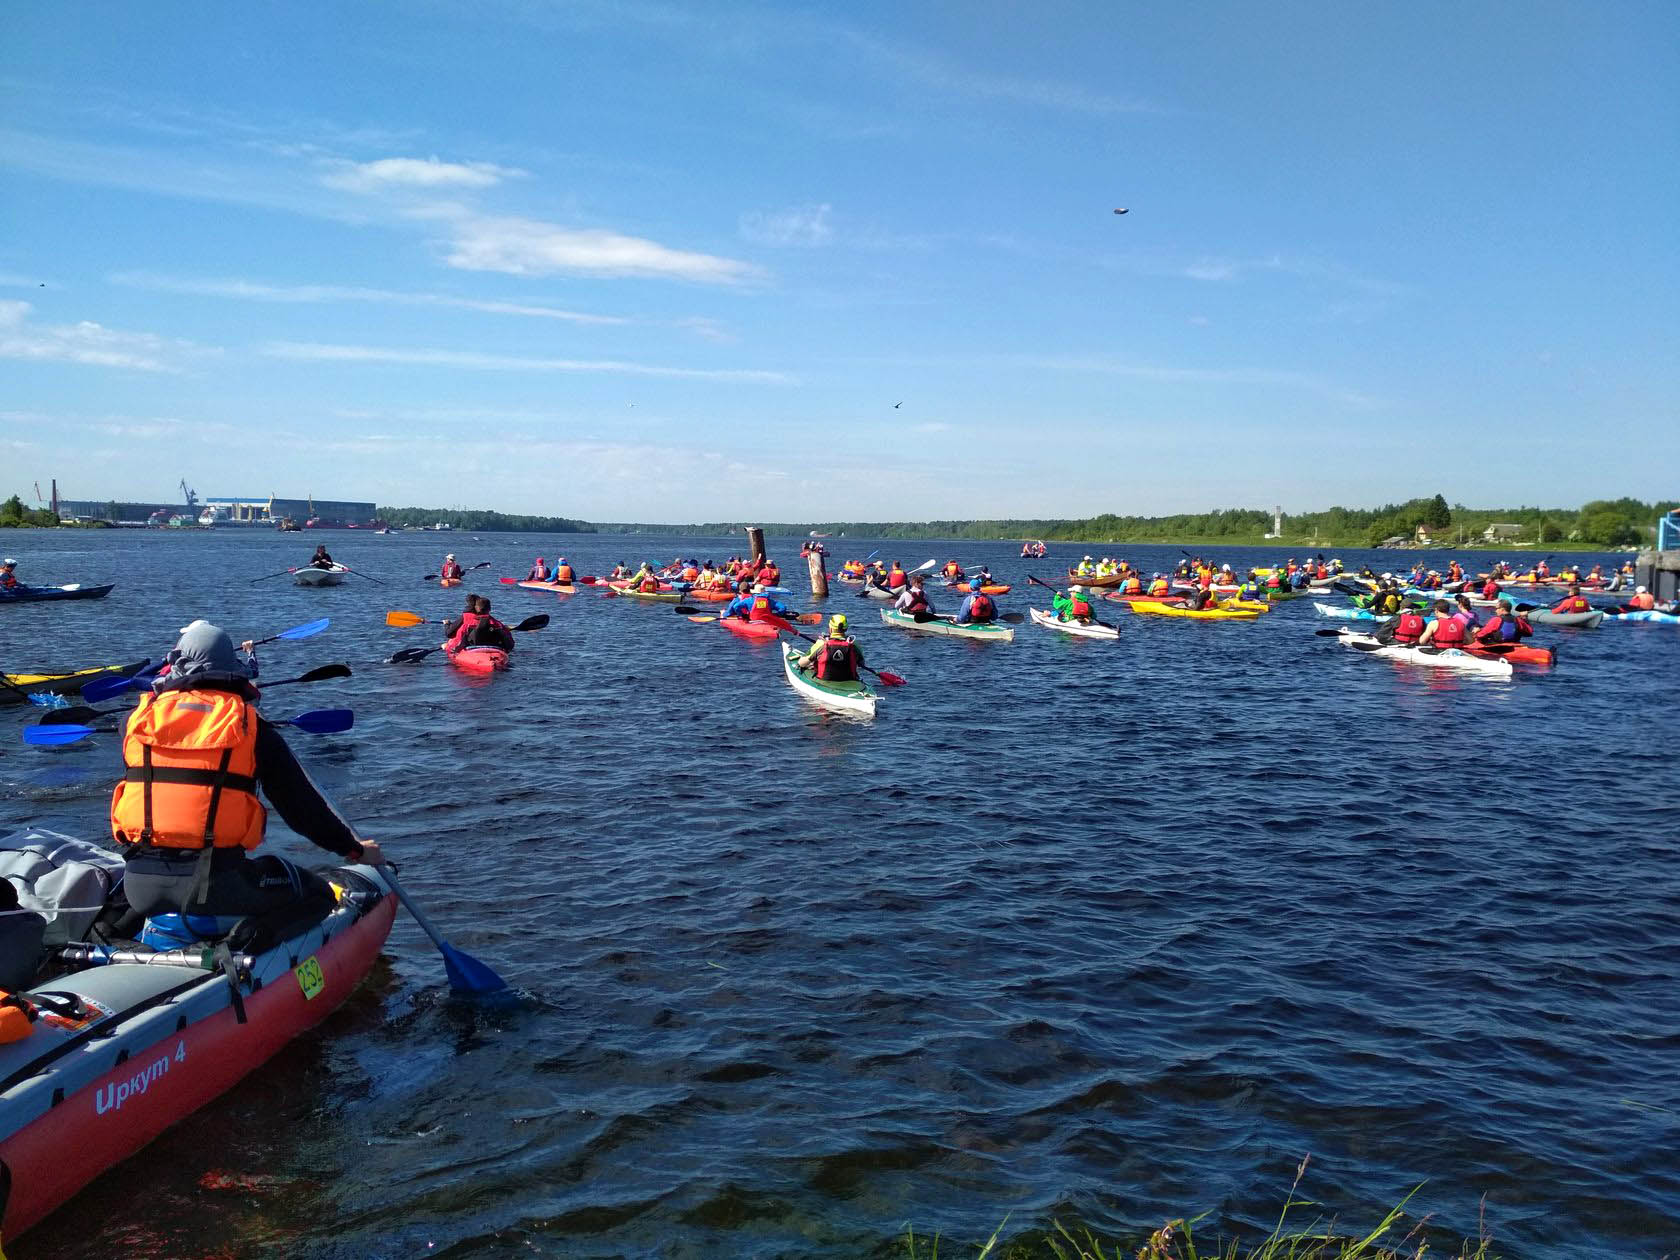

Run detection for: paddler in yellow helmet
[[794, 614, 865, 682]]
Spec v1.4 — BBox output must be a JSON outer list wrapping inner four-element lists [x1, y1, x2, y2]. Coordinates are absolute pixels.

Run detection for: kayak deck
[[1, 660, 148, 705], [879, 609, 1013, 641], [779, 641, 877, 716], [1028, 608, 1119, 639]]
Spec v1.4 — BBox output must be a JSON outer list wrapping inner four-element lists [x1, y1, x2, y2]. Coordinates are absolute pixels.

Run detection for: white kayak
[[1029, 608, 1120, 640], [294, 564, 349, 587], [1337, 631, 1512, 676]]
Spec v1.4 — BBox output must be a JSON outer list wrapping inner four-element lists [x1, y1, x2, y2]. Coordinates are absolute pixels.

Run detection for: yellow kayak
[[1, 659, 149, 704], [1128, 603, 1259, 621]]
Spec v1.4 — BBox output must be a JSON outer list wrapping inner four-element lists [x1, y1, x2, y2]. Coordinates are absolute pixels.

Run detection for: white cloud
[[319, 155, 524, 193], [0, 300, 211, 373], [739, 203, 833, 247], [1184, 261, 1239, 282], [437, 213, 766, 285], [261, 339, 793, 384], [108, 271, 629, 326]]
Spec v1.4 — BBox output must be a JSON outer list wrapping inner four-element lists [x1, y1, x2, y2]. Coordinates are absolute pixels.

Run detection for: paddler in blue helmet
[[955, 581, 998, 625], [794, 614, 864, 681]]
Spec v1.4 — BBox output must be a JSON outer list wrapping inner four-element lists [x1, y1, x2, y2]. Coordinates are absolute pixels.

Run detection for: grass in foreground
[[899, 1161, 1496, 1260]]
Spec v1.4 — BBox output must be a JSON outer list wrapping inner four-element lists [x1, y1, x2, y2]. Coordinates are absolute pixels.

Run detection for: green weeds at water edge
[[899, 1160, 1496, 1260]]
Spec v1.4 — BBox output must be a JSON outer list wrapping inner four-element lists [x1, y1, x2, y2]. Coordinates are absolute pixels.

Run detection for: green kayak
[[780, 641, 877, 717], [878, 609, 1013, 642]]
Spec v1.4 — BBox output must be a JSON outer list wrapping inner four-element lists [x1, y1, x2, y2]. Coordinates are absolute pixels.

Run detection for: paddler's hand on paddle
[[354, 838, 384, 866]]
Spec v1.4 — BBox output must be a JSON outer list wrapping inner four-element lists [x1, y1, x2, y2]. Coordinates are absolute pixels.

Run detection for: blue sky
[[2, 1, 1675, 521]]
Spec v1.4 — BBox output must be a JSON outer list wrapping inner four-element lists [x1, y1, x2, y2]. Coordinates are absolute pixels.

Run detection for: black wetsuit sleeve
[[255, 721, 362, 858]]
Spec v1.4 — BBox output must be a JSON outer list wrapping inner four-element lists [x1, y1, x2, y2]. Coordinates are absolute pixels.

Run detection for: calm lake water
[[4, 529, 1676, 1259]]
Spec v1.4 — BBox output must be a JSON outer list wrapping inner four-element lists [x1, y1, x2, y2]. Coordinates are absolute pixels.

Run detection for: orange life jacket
[[681, 567, 699, 582], [111, 690, 265, 852], [1629, 592, 1655, 610], [554, 565, 574, 582]]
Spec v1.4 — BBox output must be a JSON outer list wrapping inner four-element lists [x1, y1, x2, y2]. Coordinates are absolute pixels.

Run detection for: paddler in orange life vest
[[1623, 585, 1656, 612], [440, 553, 464, 582], [886, 561, 908, 590], [1549, 584, 1593, 614], [0, 558, 17, 592], [1416, 599, 1470, 648], [794, 615, 865, 682], [942, 560, 964, 581], [1147, 573, 1171, 597], [553, 557, 575, 583], [1117, 570, 1143, 595], [111, 621, 381, 923], [443, 595, 515, 652]]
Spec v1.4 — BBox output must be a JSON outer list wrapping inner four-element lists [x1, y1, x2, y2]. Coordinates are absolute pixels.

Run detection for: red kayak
[[447, 646, 509, 673], [720, 618, 780, 640], [1465, 642, 1556, 666]]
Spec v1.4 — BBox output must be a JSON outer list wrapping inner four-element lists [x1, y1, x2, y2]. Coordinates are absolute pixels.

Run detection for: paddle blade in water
[[23, 724, 100, 746], [297, 663, 353, 683], [387, 647, 434, 664], [81, 674, 145, 704], [286, 709, 354, 734], [513, 614, 550, 632], [278, 617, 330, 640], [874, 670, 908, 687], [442, 943, 509, 994]]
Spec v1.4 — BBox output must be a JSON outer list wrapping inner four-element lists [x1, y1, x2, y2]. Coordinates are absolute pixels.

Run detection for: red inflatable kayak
[[0, 861, 395, 1242], [720, 618, 781, 640], [447, 646, 509, 673]]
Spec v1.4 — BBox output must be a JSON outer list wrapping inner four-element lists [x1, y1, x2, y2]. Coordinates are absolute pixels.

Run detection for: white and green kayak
[[780, 641, 878, 717], [1028, 608, 1120, 640], [879, 609, 1014, 642]]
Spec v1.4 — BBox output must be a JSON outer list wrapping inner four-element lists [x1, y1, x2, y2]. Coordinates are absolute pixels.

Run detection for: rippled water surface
[[5, 530, 1677, 1259]]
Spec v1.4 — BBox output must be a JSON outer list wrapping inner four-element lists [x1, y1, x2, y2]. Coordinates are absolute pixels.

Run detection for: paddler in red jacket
[[793, 615, 864, 681], [440, 553, 464, 582], [886, 561, 908, 590], [1416, 600, 1470, 648], [894, 575, 935, 618], [1550, 585, 1593, 614], [1475, 600, 1533, 644], [443, 595, 514, 652]]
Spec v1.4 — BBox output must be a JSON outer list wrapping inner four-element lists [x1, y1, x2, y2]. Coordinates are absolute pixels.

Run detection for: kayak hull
[[879, 609, 1014, 641], [1029, 608, 1119, 639], [514, 580, 576, 594], [1525, 609, 1604, 628], [447, 646, 509, 673], [439, 577, 462, 587], [1338, 632, 1513, 676], [1605, 609, 1680, 623], [1, 660, 149, 706], [946, 582, 1011, 594], [1129, 602, 1259, 621], [1314, 602, 1394, 622], [0, 583, 115, 604], [294, 566, 348, 587], [780, 641, 877, 716], [720, 617, 782, 640], [0, 861, 395, 1242]]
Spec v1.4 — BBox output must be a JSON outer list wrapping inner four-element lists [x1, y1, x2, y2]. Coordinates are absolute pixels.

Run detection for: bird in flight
[[894, 402, 901, 408], [1113, 208, 1128, 215]]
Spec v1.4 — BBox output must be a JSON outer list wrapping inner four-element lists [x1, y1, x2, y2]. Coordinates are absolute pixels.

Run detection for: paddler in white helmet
[[1052, 583, 1095, 624], [440, 553, 464, 582]]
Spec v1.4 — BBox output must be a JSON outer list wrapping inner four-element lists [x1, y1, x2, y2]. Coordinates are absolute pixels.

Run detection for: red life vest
[[814, 638, 860, 681], [441, 562, 463, 580], [749, 595, 776, 621], [1393, 611, 1426, 642], [1431, 615, 1467, 646], [968, 593, 995, 620], [887, 570, 907, 589], [1554, 596, 1590, 613], [1482, 581, 1500, 599], [448, 611, 485, 651], [1068, 596, 1092, 618]]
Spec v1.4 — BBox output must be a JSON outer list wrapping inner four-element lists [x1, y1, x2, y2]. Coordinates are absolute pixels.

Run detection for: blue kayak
[[0, 583, 114, 604]]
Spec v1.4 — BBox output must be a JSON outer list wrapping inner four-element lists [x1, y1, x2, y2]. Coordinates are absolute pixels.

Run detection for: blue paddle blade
[[278, 617, 330, 640], [441, 943, 509, 994], [81, 674, 145, 704], [23, 724, 99, 746], [285, 708, 353, 734]]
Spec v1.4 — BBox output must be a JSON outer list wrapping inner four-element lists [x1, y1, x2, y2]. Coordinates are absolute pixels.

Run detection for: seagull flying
[[1113, 208, 1128, 215]]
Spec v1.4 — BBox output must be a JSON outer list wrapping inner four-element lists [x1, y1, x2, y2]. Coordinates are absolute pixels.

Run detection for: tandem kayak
[[514, 580, 576, 594], [447, 646, 509, 673], [1337, 632, 1513, 676], [1028, 608, 1120, 639], [780, 641, 877, 716], [294, 565, 348, 587], [1, 660, 149, 706], [1524, 609, 1604, 628], [1129, 602, 1259, 621], [720, 617, 781, 640], [0, 583, 115, 604], [0, 848, 395, 1243], [878, 609, 1014, 642]]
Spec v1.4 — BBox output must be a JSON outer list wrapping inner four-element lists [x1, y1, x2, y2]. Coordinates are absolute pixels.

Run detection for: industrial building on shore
[[53, 486, 379, 529]]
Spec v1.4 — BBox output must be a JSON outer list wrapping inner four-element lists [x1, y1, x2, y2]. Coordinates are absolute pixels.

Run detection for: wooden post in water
[[746, 526, 765, 569], [807, 549, 828, 599]]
